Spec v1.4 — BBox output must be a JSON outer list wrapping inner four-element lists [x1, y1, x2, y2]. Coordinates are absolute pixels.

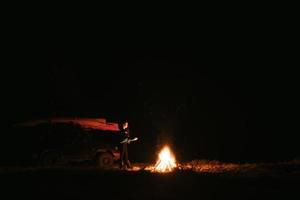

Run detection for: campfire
[[153, 146, 177, 173]]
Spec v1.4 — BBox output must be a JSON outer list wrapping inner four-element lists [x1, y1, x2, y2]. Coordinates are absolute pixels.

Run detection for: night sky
[[3, 44, 299, 163]]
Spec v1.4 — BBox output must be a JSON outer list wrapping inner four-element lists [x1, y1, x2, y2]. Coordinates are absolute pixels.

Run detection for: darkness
[[2, 37, 299, 163]]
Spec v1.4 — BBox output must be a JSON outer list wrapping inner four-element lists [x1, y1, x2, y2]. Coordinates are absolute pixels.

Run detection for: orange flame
[[154, 146, 177, 173]]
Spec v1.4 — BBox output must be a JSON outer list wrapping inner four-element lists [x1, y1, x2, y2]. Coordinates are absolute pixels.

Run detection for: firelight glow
[[154, 146, 177, 173]]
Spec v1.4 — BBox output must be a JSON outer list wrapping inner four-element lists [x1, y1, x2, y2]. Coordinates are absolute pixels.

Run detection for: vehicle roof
[[16, 118, 120, 132]]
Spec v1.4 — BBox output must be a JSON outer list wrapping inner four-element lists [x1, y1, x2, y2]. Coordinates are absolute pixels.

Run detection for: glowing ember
[[153, 146, 177, 173]]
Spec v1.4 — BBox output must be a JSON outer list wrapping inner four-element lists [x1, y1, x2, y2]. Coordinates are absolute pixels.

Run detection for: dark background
[[2, 38, 299, 163]]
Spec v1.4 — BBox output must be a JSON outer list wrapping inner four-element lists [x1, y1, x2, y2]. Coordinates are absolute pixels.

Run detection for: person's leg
[[124, 144, 131, 168]]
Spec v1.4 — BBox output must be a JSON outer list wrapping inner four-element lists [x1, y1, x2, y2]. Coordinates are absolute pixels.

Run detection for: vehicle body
[[12, 118, 122, 168]]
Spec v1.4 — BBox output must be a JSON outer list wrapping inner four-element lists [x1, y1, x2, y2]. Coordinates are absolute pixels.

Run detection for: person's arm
[[120, 138, 128, 144]]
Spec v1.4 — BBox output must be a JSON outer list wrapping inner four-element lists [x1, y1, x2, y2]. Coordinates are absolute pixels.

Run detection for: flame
[[154, 146, 177, 173]]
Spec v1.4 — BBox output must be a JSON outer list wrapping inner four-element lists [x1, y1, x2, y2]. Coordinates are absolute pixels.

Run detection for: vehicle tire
[[42, 152, 61, 166], [97, 153, 114, 169]]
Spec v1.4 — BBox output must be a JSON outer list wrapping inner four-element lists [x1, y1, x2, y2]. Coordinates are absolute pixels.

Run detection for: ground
[[0, 161, 299, 199]]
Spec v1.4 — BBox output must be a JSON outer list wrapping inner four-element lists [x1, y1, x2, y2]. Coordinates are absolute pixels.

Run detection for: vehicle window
[[50, 123, 83, 144]]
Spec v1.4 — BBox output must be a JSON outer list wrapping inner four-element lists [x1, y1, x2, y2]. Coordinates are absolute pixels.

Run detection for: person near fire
[[120, 121, 132, 169]]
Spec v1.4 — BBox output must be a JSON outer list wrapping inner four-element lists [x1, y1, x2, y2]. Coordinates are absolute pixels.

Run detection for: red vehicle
[[15, 118, 122, 168]]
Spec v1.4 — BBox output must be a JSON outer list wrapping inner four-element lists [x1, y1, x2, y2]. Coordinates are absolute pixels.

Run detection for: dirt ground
[[1, 161, 299, 199]]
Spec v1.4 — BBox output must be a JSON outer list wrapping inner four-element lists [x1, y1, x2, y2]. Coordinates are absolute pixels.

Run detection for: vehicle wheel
[[42, 152, 61, 166], [97, 153, 114, 169]]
